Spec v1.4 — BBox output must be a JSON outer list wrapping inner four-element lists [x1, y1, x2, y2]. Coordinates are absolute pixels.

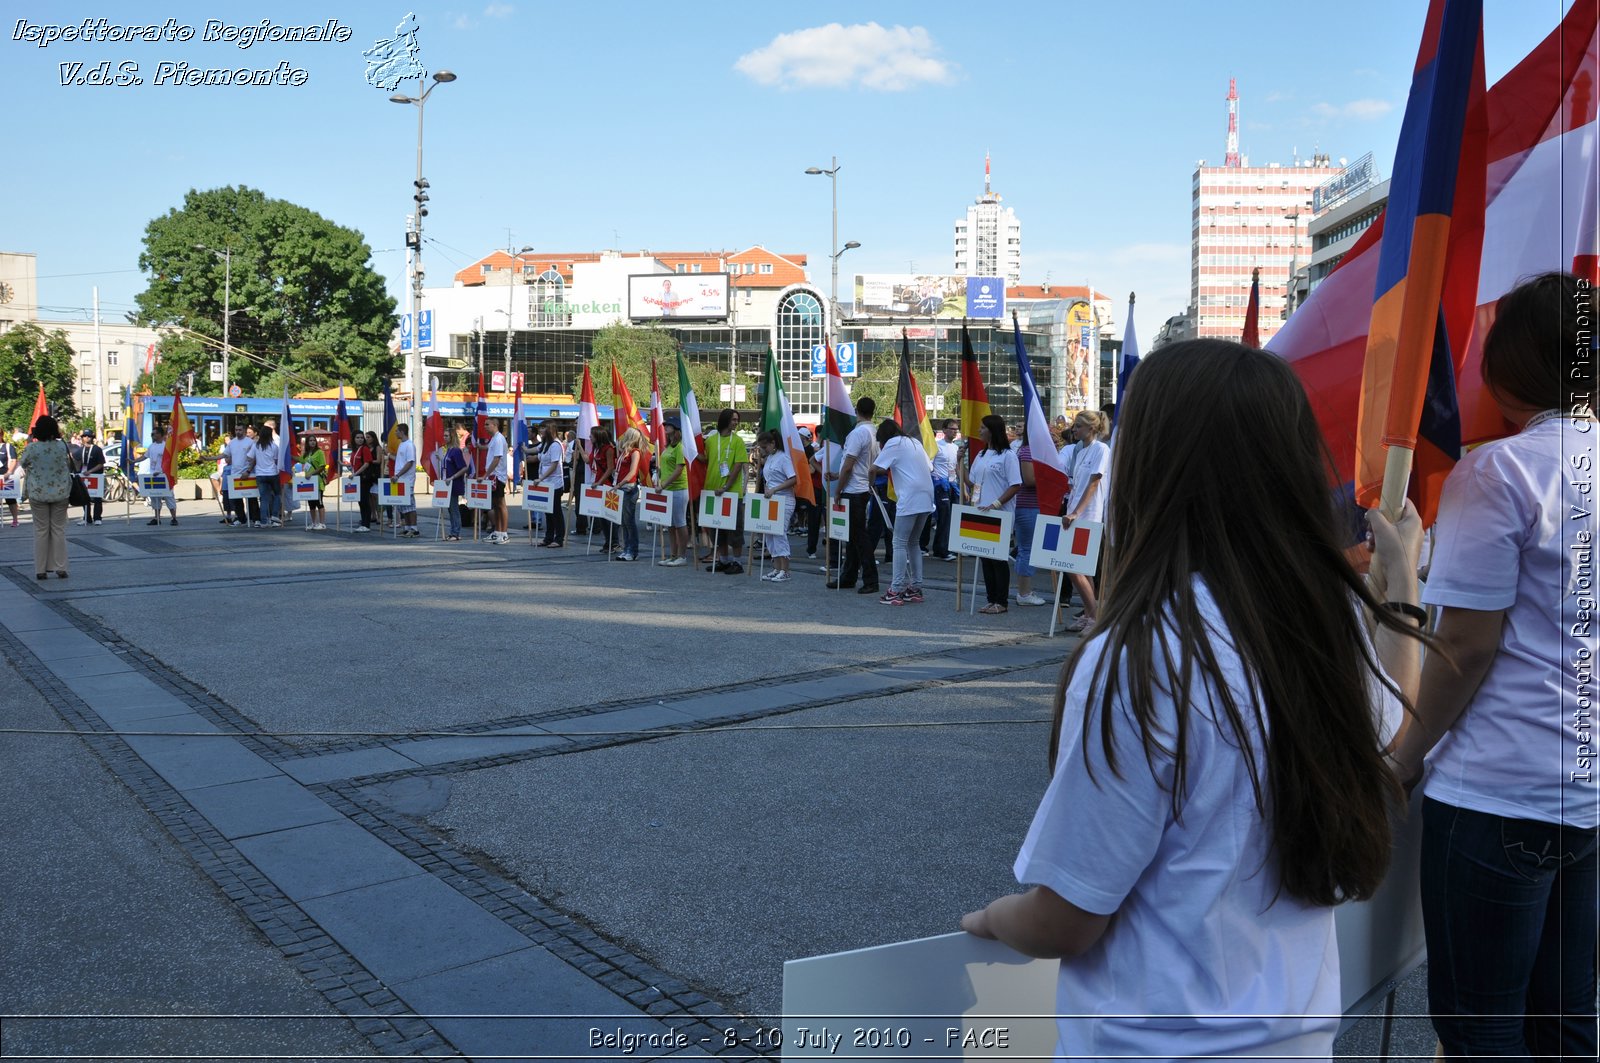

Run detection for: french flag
[[1011, 312, 1070, 515]]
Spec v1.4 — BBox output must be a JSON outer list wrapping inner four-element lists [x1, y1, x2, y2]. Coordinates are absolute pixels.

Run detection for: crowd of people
[[4, 272, 1591, 1061]]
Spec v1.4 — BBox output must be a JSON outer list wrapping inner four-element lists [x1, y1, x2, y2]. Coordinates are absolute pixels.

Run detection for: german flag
[[958, 511, 1005, 543], [959, 322, 991, 463]]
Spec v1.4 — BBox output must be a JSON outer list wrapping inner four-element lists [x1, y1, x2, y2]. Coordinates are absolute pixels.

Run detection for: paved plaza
[[1, 497, 1433, 1061]]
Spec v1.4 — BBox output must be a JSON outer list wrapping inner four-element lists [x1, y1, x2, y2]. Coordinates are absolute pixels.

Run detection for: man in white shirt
[[394, 423, 420, 537], [483, 419, 509, 544], [223, 424, 256, 526], [825, 397, 879, 593], [928, 419, 960, 560], [144, 427, 177, 526]]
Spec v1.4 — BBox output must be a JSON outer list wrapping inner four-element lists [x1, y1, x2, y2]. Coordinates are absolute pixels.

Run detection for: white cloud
[[1311, 98, 1393, 121], [483, 3, 514, 17], [734, 23, 955, 91]]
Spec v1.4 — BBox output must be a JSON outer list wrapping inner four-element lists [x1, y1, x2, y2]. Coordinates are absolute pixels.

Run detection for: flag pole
[[1379, 446, 1413, 522]]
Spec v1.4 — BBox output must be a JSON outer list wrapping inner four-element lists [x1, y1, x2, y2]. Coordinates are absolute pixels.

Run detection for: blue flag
[[121, 385, 140, 478], [1114, 293, 1139, 428]]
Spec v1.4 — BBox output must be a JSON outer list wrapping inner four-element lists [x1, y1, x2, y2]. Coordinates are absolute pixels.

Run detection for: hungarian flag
[[120, 384, 141, 479], [278, 384, 296, 486], [30, 382, 49, 431], [611, 360, 646, 439], [1115, 293, 1139, 426], [958, 322, 992, 463], [1012, 312, 1070, 514], [760, 347, 816, 505], [335, 383, 352, 446], [423, 384, 446, 479], [510, 382, 528, 486], [894, 329, 938, 457], [819, 343, 854, 446], [648, 359, 667, 467], [675, 350, 706, 500], [163, 390, 195, 484], [576, 364, 599, 445], [1241, 268, 1262, 349]]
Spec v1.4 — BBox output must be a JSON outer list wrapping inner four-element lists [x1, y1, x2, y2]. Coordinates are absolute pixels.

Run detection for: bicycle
[[102, 466, 141, 504]]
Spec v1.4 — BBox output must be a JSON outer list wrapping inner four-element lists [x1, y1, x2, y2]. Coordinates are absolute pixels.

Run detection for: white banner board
[[292, 478, 319, 501], [827, 501, 849, 542], [638, 488, 671, 527], [744, 495, 787, 536], [376, 478, 410, 507], [698, 491, 740, 531], [523, 484, 555, 514], [949, 504, 1011, 561], [1028, 517, 1103, 576], [464, 477, 494, 511], [0, 477, 20, 500], [138, 473, 173, 500], [81, 473, 103, 499], [341, 477, 359, 503]]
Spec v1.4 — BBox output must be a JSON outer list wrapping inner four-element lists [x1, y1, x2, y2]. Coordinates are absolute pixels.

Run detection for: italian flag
[[759, 347, 815, 504], [675, 350, 706, 500]]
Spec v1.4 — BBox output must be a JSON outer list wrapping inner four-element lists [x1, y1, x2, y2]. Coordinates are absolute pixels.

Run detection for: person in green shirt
[[301, 436, 329, 530], [703, 408, 747, 574], [657, 418, 690, 566]]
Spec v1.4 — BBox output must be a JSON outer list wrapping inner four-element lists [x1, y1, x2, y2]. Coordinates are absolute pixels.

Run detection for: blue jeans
[[890, 511, 929, 592], [1013, 506, 1038, 578], [256, 476, 281, 522], [447, 492, 463, 537], [620, 485, 639, 555], [1421, 797, 1598, 1062]]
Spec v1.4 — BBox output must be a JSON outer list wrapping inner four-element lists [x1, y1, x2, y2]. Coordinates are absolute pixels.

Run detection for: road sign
[[229, 384, 242, 398], [423, 354, 470, 370], [208, 361, 224, 381], [718, 384, 747, 402], [416, 309, 433, 353], [809, 342, 859, 379], [399, 312, 413, 353]]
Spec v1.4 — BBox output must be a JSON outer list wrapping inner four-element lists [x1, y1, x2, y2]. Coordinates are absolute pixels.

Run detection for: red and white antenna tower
[[984, 151, 991, 195], [1225, 77, 1240, 167]]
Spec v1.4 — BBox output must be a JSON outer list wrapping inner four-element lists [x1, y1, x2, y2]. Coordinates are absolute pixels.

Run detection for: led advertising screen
[[854, 274, 1002, 319], [628, 273, 729, 321]]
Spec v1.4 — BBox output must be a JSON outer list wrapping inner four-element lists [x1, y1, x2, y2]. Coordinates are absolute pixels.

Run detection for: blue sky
[[3, 1, 1566, 346]]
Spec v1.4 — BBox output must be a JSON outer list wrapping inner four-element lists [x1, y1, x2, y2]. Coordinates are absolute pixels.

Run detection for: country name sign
[[950, 504, 1012, 560], [1029, 516, 1104, 576]]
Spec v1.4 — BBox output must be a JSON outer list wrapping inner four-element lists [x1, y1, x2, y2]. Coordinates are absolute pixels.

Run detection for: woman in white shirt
[[871, 419, 935, 604], [962, 339, 1428, 1062], [1389, 272, 1597, 1061], [756, 430, 797, 583], [1061, 410, 1111, 633], [963, 414, 1021, 614]]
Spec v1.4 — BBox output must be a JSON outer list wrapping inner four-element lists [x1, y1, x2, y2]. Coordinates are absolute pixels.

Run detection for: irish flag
[[759, 347, 816, 505], [163, 390, 196, 484]]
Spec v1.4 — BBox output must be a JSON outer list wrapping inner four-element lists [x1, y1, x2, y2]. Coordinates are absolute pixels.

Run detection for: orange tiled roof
[[1006, 284, 1111, 302]]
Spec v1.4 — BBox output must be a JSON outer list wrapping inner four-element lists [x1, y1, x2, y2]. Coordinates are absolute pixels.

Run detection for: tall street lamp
[[195, 243, 232, 395], [391, 68, 457, 437], [805, 157, 860, 340], [500, 244, 535, 391]]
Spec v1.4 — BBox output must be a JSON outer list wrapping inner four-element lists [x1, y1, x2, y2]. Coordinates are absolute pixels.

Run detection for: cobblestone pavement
[[0, 499, 1436, 1061]]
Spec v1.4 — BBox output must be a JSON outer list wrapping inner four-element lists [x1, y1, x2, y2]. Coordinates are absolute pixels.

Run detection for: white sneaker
[[268, 518, 281, 527], [353, 525, 369, 533], [770, 571, 790, 582], [1017, 593, 1048, 607], [760, 570, 777, 580], [313, 523, 326, 530]]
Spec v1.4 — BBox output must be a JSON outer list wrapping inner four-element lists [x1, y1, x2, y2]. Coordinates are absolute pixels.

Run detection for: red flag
[[30, 383, 48, 431], [423, 385, 445, 479], [958, 324, 992, 464], [164, 390, 196, 484], [648, 359, 667, 464], [576, 365, 599, 444], [474, 374, 489, 477], [1241, 268, 1262, 349], [611, 361, 646, 440]]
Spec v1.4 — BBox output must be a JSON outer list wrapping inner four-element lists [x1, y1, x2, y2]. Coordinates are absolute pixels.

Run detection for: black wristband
[[1384, 601, 1427, 625]]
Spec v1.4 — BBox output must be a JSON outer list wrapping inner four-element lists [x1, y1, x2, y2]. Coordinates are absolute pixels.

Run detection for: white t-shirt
[[394, 439, 417, 489], [1067, 439, 1110, 522], [931, 438, 958, 482], [1420, 416, 1599, 827], [968, 448, 1021, 512], [761, 451, 796, 499], [251, 440, 279, 478], [872, 436, 935, 515], [1016, 578, 1401, 1063], [486, 432, 508, 483], [225, 436, 253, 475], [841, 422, 876, 493], [143, 441, 165, 476], [536, 440, 565, 488]]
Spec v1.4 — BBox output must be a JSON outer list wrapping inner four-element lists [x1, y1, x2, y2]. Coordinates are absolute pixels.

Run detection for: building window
[[760, 264, 773, 274], [691, 264, 702, 273], [107, 350, 119, 366], [530, 269, 570, 328], [482, 264, 493, 274], [676, 264, 686, 273], [776, 288, 826, 416]]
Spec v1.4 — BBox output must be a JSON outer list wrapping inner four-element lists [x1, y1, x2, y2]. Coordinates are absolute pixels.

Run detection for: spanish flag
[[163, 390, 196, 484]]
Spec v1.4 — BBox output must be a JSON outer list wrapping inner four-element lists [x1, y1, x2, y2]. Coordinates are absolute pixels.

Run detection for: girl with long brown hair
[[963, 339, 1428, 1061]]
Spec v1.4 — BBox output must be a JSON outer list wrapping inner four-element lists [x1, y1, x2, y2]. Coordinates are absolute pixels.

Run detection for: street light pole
[[503, 244, 534, 391], [195, 244, 233, 395], [805, 157, 844, 340], [391, 68, 457, 439]]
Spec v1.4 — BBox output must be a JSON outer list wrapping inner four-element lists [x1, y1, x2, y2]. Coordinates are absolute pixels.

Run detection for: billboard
[[965, 276, 1005, 318], [628, 273, 729, 321], [856, 274, 990, 319]]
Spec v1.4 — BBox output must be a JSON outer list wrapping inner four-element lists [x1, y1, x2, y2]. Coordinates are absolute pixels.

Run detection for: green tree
[[133, 186, 399, 398], [574, 323, 724, 426], [0, 324, 77, 432]]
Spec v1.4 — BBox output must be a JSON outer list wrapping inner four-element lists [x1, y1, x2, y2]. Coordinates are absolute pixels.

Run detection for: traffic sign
[[208, 361, 224, 382], [809, 342, 859, 378], [229, 384, 242, 398], [416, 309, 433, 353], [399, 313, 413, 353]]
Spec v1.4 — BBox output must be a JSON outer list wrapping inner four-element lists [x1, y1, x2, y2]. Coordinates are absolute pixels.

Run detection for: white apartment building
[[954, 155, 1022, 285]]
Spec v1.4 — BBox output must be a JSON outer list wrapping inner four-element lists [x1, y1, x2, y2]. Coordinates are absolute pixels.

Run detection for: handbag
[[68, 452, 90, 506]]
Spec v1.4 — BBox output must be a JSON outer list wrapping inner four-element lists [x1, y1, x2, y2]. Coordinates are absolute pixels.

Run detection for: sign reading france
[[966, 276, 1005, 319]]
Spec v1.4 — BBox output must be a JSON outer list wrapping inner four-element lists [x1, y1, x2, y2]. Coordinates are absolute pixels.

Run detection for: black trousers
[[839, 491, 876, 588], [805, 494, 823, 555], [542, 486, 565, 544], [981, 557, 1010, 605]]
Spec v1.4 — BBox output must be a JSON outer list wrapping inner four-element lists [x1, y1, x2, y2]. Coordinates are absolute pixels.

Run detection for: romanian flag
[[894, 330, 938, 458], [164, 390, 196, 484], [1241, 268, 1262, 349], [380, 480, 408, 498], [382, 381, 400, 466], [957, 510, 1005, 543], [611, 360, 646, 440], [959, 322, 991, 464], [1355, 0, 1486, 516]]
